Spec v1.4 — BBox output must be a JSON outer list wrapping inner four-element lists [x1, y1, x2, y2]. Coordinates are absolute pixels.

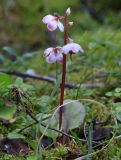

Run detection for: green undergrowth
[[0, 1, 121, 160]]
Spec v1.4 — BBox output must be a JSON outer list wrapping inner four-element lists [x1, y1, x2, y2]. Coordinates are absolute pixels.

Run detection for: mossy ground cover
[[0, 1, 121, 159]]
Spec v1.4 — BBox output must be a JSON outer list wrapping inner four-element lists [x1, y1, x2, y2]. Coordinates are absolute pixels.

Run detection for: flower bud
[[68, 21, 73, 26], [66, 8, 71, 16]]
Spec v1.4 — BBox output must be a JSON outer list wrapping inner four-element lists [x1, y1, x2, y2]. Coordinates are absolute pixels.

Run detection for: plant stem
[[59, 15, 68, 132]]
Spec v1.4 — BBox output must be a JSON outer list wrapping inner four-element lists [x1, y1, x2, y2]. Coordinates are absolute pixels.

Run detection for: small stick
[[0, 69, 103, 89]]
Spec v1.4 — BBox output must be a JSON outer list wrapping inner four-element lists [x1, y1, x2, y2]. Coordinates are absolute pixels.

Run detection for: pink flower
[[42, 15, 64, 32], [44, 47, 63, 64], [61, 42, 84, 54]]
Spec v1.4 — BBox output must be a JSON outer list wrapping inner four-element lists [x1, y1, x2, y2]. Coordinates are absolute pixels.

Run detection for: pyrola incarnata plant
[[42, 8, 84, 143]]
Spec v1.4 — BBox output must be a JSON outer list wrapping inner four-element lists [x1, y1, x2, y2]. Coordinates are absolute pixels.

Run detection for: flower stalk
[[59, 14, 68, 132]]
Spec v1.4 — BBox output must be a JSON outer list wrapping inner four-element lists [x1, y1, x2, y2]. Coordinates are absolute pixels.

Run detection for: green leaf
[[27, 155, 38, 160], [40, 95, 52, 107], [7, 131, 25, 139], [61, 99, 86, 131], [14, 77, 34, 91], [116, 113, 121, 122], [50, 75, 61, 97], [15, 77, 23, 86], [0, 55, 5, 63], [115, 88, 121, 93], [22, 51, 38, 59], [114, 93, 121, 97], [104, 41, 116, 47], [0, 100, 16, 122], [0, 73, 13, 90], [88, 42, 97, 49], [3, 46, 17, 57], [105, 92, 114, 97], [26, 140, 37, 150], [115, 104, 121, 122]]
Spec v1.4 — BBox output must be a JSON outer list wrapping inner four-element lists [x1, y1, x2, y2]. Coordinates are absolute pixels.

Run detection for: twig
[[18, 115, 52, 133], [18, 108, 100, 145], [0, 69, 103, 89], [19, 119, 100, 145], [18, 121, 37, 133], [0, 69, 56, 83]]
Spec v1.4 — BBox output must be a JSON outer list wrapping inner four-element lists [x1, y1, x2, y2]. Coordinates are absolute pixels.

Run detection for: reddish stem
[[59, 15, 68, 133]]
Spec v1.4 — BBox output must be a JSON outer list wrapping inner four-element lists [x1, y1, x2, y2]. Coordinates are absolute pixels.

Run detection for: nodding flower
[[42, 15, 64, 32], [61, 42, 84, 55], [44, 47, 63, 64]]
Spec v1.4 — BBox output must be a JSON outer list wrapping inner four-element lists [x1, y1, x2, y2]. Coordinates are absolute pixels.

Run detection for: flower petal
[[71, 43, 81, 53], [56, 53, 63, 64], [44, 48, 53, 56], [57, 21, 64, 32], [42, 15, 55, 24], [72, 43, 84, 53], [47, 20, 58, 31], [62, 43, 84, 54], [46, 52, 56, 63], [61, 44, 71, 54]]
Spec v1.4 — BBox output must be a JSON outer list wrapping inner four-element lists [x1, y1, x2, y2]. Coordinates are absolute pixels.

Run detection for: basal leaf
[[3, 46, 17, 57], [0, 73, 13, 90], [7, 132, 25, 139], [61, 99, 86, 131], [0, 100, 16, 123]]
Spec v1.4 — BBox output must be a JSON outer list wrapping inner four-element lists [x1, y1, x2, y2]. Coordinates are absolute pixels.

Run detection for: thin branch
[[18, 107, 99, 144], [0, 69, 56, 83], [18, 119, 100, 145], [0, 69, 103, 89], [18, 121, 37, 133], [18, 116, 52, 133]]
